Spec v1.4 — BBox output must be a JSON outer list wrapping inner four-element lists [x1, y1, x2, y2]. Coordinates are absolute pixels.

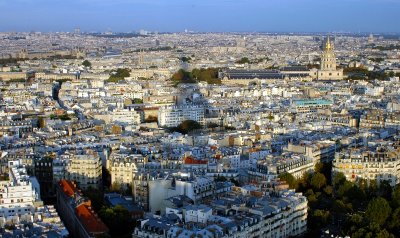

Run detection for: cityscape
[[1, 1, 400, 238]]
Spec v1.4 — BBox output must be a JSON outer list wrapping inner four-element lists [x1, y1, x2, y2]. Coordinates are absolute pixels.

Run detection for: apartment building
[[333, 141, 400, 186], [53, 149, 102, 190], [134, 189, 307, 238], [0, 160, 41, 218], [107, 154, 142, 188], [248, 153, 314, 183], [158, 105, 205, 127]]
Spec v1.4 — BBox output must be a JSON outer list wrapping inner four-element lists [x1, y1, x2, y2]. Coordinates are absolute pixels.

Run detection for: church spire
[[325, 36, 332, 51]]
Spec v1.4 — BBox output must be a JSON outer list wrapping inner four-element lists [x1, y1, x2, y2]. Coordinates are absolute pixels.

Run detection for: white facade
[[158, 105, 205, 127], [183, 205, 212, 223], [0, 161, 41, 218]]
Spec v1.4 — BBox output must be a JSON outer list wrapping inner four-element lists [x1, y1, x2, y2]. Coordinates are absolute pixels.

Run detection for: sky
[[0, 0, 399, 33]]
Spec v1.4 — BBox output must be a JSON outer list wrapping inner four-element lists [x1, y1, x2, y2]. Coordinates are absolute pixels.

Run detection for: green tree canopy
[[133, 98, 143, 104], [333, 172, 347, 189], [310, 172, 327, 190], [99, 205, 134, 236], [235, 57, 250, 64], [392, 185, 400, 207], [278, 172, 298, 190], [171, 68, 221, 85], [366, 197, 392, 226], [108, 68, 131, 82], [173, 120, 202, 134], [82, 60, 92, 67]]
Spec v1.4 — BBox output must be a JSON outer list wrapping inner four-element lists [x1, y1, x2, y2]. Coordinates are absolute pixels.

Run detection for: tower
[[317, 36, 343, 80], [320, 37, 337, 71]]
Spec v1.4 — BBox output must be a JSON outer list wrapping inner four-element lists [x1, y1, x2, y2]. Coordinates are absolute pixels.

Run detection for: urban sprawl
[[0, 31, 399, 238]]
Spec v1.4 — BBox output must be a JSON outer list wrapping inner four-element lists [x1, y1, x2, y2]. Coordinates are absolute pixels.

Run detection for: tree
[[174, 120, 202, 134], [171, 69, 196, 84], [145, 115, 158, 123], [278, 172, 298, 190], [111, 181, 123, 193], [388, 207, 400, 230], [310, 172, 327, 190], [180, 56, 191, 63], [310, 209, 331, 227], [333, 172, 346, 189], [392, 185, 400, 207], [108, 68, 131, 82], [337, 180, 354, 199], [366, 197, 392, 226], [83, 187, 104, 212], [99, 205, 134, 236], [207, 122, 219, 129], [377, 181, 393, 200], [82, 60, 92, 68], [235, 57, 250, 64], [132, 98, 143, 104]]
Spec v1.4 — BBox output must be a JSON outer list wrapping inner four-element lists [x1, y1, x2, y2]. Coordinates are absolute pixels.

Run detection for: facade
[[158, 105, 205, 127], [53, 149, 103, 190], [34, 156, 55, 201], [107, 154, 142, 188], [248, 154, 314, 182], [285, 141, 337, 162], [133, 172, 224, 213], [333, 142, 400, 186], [0, 160, 41, 218], [317, 37, 344, 80]]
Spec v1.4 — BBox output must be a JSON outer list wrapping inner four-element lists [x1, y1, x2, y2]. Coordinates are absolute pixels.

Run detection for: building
[[133, 172, 220, 213], [53, 149, 102, 190], [0, 205, 69, 237], [317, 37, 344, 80], [34, 156, 55, 202], [219, 68, 312, 85], [158, 105, 205, 127], [249, 154, 314, 183], [291, 99, 333, 113], [134, 189, 307, 238], [285, 140, 337, 162], [333, 141, 400, 186], [0, 160, 42, 218], [107, 154, 142, 188], [56, 180, 109, 238]]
